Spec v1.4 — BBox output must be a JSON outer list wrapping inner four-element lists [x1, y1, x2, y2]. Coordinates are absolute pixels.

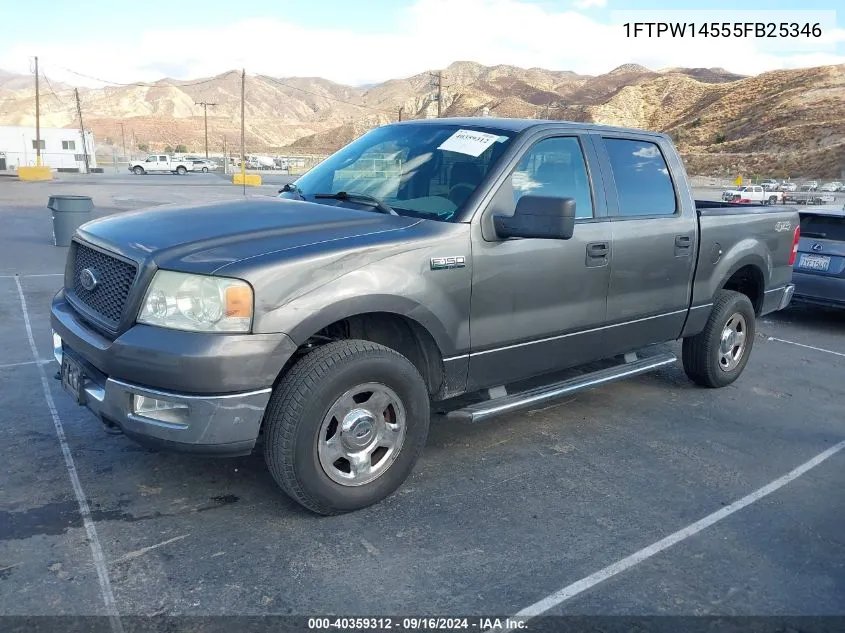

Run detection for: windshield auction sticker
[[438, 129, 500, 157]]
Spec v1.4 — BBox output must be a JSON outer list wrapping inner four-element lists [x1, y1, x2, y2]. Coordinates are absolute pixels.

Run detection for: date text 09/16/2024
[[307, 617, 527, 631], [623, 22, 822, 38]]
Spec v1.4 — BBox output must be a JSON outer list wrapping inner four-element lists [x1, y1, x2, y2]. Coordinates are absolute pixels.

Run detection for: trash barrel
[[48, 195, 93, 246]]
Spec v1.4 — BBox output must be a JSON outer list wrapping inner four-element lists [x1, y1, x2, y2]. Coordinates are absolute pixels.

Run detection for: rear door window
[[602, 138, 677, 217]]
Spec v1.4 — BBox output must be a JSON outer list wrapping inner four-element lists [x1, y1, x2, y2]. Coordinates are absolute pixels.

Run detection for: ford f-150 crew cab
[[51, 119, 799, 514]]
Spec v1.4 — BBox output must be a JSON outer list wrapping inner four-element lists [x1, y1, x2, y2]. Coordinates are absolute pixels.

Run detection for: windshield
[[280, 123, 516, 222]]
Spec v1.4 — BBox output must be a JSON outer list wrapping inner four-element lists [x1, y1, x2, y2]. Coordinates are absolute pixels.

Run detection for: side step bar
[[446, 352, 677, 423]]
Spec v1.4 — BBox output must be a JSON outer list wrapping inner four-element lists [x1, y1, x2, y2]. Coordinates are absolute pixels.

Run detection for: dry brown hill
[[1, 60, 843, 176]]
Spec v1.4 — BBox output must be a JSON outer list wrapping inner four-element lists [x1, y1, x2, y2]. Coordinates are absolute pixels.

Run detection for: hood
[[77, 197, 420, 273]]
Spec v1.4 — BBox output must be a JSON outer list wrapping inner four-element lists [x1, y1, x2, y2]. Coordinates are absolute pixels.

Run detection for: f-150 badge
[[430, 256, 466, 270]]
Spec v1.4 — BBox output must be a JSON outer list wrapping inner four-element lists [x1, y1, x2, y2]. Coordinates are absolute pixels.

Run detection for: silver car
[[792, 206, 845, 308]]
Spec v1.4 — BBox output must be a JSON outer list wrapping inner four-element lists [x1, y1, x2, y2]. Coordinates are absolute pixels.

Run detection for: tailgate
[[795, 212, 845, 278]]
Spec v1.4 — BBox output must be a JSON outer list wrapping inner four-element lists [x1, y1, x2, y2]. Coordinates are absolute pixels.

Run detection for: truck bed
[[695, 200, 790, 214]]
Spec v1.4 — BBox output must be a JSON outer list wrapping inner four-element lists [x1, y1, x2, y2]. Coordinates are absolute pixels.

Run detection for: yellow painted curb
[[18, 166, 53, 181], [233, 173, 262, 186]]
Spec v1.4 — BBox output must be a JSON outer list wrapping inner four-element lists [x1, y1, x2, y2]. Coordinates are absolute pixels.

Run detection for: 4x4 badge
[[430, 256, 466, 270]]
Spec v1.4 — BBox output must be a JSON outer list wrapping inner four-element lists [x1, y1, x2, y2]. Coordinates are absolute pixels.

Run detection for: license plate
[[798, 254, 831, 272], [61, 354, 86, 405]]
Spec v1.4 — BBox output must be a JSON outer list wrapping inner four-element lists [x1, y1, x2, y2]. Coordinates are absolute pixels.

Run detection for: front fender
[[253, 260, 472, 358]]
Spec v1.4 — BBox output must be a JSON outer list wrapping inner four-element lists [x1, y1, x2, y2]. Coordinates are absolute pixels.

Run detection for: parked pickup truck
[[129, 154, 193, 175], [722, 185, 783, 205], [51, 119, 799, 514]]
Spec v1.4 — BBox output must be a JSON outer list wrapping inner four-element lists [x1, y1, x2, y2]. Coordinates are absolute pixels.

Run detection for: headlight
[[137, 271, 253, 333]]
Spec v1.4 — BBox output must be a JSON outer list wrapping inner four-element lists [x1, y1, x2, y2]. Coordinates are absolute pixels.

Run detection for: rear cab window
[[601, 138, 677, 217]]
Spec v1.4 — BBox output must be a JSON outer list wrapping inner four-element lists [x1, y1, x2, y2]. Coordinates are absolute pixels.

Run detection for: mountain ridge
[[1, 61, 843, 176]]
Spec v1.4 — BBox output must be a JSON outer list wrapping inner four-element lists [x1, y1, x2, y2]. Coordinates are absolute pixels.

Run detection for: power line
[[53, 66, 239, 88], [42, 72, 69, 106]]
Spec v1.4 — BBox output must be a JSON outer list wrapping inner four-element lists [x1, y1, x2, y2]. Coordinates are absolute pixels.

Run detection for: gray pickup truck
[[51, 119, 800, 514]]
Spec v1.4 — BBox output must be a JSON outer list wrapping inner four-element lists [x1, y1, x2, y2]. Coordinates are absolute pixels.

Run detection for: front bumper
[[51, 290, 297, 455], [59, 344, 271, 455]]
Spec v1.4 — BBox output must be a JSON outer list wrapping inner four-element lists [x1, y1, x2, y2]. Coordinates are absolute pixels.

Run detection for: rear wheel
[[201, 166, 209, 173], [132, 166, 144, 175], [176, 165, 187, 175], [768, 196, 778, 205], [263, 340, 430, 515], [682, 290, 756, 388]]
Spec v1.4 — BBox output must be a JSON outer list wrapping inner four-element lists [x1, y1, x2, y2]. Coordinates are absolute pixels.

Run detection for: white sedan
[[191, 159, 219, 173]]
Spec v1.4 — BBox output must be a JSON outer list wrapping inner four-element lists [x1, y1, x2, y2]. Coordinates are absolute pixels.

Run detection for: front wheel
[[263, 340, 430, 515], [132, 166, 144, 175], [201, 166, 208, 173], [682, 290, 756, 388], [176, 166, 187, 175]]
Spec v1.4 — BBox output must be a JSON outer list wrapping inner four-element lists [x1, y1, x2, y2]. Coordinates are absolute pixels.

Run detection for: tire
[[201, 166, 208, 173], [132, 166, 144, 175], [768, 196, 778, 205], [682, 290, 756, 388], [176, 165, 187, 175], [263, 340, 430, 515]]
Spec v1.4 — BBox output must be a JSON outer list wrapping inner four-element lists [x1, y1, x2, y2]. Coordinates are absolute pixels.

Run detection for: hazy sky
[[2, 0, 843, 86]]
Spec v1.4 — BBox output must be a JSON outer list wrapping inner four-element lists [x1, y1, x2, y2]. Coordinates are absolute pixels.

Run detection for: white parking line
[[766, 336, 845, 358], [13, 277, 124, 633], [506, 440, 845, 624], [0, 359, 53, 369]]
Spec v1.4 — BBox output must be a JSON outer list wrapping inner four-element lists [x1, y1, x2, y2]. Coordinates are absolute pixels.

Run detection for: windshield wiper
[[313, 191, 397, 215], [279, 182, 305, 200]]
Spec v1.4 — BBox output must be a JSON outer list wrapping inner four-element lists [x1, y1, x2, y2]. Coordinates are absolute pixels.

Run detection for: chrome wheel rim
[[718, 313, 747, 372], [317, 383, 406, 486]]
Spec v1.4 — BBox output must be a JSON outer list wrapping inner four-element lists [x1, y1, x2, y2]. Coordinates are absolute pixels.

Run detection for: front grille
[[70, 242, 138, 328]]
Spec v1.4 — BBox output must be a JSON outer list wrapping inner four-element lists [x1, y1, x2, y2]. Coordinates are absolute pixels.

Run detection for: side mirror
[[493, 196, 576, 240]]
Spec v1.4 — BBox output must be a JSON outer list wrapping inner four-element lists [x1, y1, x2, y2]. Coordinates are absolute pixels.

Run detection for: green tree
[[715, 133, 726, 144], [174, 144, 188, 153], [137, 143, 149, 152], [164, 145, 174, 154]]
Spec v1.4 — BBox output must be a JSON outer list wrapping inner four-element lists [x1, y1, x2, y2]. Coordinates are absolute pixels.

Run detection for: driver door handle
[[587, 242, 609, 258]]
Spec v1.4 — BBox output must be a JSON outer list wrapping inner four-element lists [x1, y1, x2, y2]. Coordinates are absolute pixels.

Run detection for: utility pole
[[430, 71, 443, 117], [74, 88, 90, 174], [34, 56, 42, 166], [240, 69, 246, 193], [223, 136, 228, 175], [132, 130, 137, 155], [195, 101, 217, 158], [398, 105, 404, 122], [118, 122, 127, 160]]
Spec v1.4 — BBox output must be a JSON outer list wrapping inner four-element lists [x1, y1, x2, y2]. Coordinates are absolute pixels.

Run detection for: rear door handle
[[587, 242, 609, 258]]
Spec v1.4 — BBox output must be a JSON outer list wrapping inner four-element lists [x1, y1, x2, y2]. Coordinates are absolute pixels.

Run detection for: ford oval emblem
[[79, 267, 99, 291], [811, 242, 824, 252]]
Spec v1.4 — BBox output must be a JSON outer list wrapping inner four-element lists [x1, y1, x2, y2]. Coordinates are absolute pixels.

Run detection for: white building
[[0, 125, 97, 171]]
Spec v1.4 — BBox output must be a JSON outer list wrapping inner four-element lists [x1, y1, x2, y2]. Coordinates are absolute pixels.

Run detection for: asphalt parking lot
[[0, 173, 843, 626]]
